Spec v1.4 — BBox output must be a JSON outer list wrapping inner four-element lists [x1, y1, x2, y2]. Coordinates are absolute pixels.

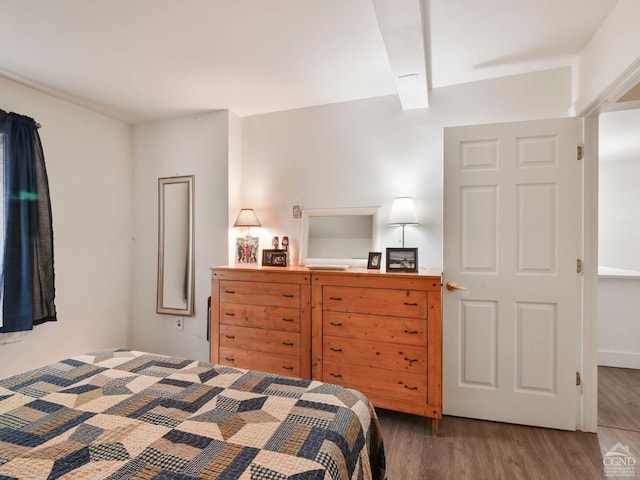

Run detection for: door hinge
[[576, 371, 582, 386], [577, 258, 583, 274], [577, 145, 583, 160]]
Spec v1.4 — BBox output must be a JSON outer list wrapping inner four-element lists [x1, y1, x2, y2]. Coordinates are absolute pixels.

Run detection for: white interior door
[[443, 118, 583, 430]]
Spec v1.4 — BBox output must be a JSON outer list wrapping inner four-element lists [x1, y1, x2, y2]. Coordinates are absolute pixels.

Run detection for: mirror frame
[[299, 206, 380, 267], [157, 175, 195, 316]]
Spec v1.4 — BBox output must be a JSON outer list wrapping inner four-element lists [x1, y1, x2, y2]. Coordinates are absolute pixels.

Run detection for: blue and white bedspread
[[0, 349, 386, 480]]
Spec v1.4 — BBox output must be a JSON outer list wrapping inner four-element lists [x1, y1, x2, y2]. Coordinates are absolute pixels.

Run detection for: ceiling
[[0, 0, 619, 124]]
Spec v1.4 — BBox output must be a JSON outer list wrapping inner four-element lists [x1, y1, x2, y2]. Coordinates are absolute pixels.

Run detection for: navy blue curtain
[[0, 109, 56, 332]]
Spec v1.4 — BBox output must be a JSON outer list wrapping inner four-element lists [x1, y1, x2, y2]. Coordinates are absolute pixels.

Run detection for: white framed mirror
[[300, 207, 380, 267], [157, 175, 194, 315]]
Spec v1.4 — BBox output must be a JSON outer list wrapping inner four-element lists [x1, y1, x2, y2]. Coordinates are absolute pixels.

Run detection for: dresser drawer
[[323, 311, 427, 346], [219, 347, 299, 377], [220, 304, 300, 332], [323, 336, 426, 374], [323, 286, 427, 318], [220, 281, 300, 308], [220, 325, 299, 356], [323, 361, 426, 403]]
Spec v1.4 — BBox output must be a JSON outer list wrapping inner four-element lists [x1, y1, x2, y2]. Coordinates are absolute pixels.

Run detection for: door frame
[[577, 57, 640, 432]]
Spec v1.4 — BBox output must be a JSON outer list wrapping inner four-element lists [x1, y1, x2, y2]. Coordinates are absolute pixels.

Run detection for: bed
[[0, 349, 386, 480]]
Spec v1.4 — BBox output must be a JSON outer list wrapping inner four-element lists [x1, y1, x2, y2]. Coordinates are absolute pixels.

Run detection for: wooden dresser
[[210, 266, 442, 434], [311, 270, 442, 435], [210, 266, 311, 379]]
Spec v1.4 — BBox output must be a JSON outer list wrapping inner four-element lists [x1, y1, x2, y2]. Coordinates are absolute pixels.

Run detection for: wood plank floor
[[376, 366, 640, 480]]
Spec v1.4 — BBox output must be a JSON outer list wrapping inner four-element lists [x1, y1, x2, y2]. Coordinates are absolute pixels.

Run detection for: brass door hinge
[[577, 259, 583, 274], [577, 145, 584, 160], [576, 371, 582, 386]]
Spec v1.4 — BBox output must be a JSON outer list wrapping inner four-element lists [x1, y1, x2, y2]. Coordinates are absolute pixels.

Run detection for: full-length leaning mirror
[[157, 175, 194, 316]]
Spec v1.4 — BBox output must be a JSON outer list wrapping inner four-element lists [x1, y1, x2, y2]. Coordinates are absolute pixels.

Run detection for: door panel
[[443, 118, 582, 430]]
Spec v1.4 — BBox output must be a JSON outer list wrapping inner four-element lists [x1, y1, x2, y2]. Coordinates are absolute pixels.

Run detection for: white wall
[[0, 76, 133, 377], [599, 109, 640, 272], [573, 0, 640, 114], [240, 68, 572, 270], [131, 111, 230, 361], [597, 110, 640, 369], [598, 275, 640, 368]]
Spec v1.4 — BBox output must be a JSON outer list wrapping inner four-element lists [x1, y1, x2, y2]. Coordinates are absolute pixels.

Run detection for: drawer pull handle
[[282, 341, 294, 346], [283, 366, 294, 371], [405, 357, 418, 365], [330, 347, 343, 352], [224, 290, 236, 294], [329, 322, 343, 327], [404, 329, 418, 335], [403, 385, 419, 391], [224, 312, 235, 316], [282, 294, 295, 298], [404, 302, 419, 306], [224, 357, 235, 362], [330, 373, 342, 378], [282, 318, 294, 322], [329, 296, 343, 301], [225, 335, 235, 339]]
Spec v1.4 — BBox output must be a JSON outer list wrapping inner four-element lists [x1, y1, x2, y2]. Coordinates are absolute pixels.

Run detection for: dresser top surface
[[212, 264, 441, 277]]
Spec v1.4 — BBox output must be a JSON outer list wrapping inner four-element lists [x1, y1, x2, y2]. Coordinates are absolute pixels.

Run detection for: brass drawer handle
[[330, 373, 342, 378], [282, 318, 294, 322], [225, 335, 235, 339], [330, 347, 342, 352], [282, 341, 294, 346], [329, 296, 343, 301], [404, 385, 418, 391], [282, 293, 295, 298], [282, 366, 294, 371], [224, 290, 236, 294], [224, 312, 235, 316], [404, 302, 418, 306], [329, 322, 343, 327], [404, 329, 418, 335], [224, 357, 235, 362], [405, 357, 418, 365]]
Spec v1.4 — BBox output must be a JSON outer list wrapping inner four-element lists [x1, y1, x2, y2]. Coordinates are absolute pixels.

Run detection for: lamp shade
[[233, 208, 261, 227], [389, 197, 418, 225]]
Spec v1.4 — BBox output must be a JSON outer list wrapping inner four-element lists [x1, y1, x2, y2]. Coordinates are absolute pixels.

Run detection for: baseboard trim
[[598, 350, 640, 369]]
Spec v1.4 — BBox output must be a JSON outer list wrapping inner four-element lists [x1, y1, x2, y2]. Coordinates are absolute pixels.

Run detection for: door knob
[[446, 281, 467, 292]]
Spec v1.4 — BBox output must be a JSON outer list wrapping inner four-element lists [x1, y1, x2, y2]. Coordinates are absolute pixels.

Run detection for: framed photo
[[236, 237, 259, 264], [386, 248, 418, 273], [367, 252, 382, 270], [262, 249, 287, 267]]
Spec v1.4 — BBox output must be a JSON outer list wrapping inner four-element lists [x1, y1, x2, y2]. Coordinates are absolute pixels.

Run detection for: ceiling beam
[[372, 0, 430, 109]]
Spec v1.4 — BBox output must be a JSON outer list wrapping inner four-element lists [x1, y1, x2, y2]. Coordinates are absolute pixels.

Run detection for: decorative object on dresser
[[210, 266, 311, 378], [388, 196, 419, 247], [233, 208, 261, 264], [262, 249, 287, 267], [235, 236, 259, 264], [311, 269, 442, 435], [367, 251, 382, 269], [299, 206, 380, 268], [386, 247, 418, 273]]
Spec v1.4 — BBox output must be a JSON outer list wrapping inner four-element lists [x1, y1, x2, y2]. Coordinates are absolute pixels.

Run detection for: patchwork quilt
[[0, 349, 386, 480]]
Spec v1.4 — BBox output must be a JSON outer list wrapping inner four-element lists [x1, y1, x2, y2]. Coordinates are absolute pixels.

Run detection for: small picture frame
[[236, 237, 259, 264], [386, 248, 418, 273], [262, 249, 287, 267], [367, 252, 382, 270]]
